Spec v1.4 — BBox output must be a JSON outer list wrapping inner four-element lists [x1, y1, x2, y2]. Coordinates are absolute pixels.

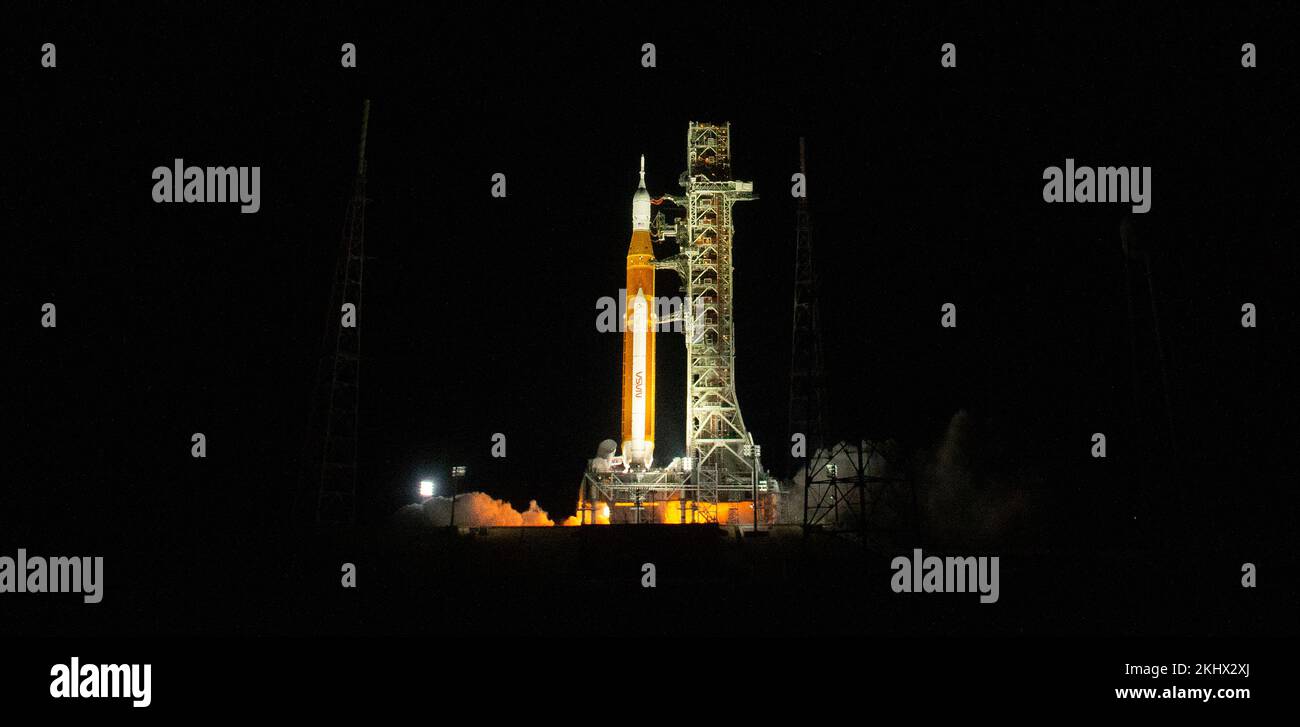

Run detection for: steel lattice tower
[[656, 122, 765, 517], [314, 100, 370, 527], [789, 137, 829, 460]]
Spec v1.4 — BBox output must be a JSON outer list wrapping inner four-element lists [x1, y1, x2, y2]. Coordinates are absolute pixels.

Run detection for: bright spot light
[[419, 480, 434, 499]]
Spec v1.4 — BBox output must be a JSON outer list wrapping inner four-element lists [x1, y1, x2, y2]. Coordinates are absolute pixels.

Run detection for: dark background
[[4, 4, 1295, 633]]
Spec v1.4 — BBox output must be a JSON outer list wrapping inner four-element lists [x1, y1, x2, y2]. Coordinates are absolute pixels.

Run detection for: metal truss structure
[[788, 138, 829, 461], [651, 122, 775, 520], [802, 439, 916, 546], [578, 467, 689, 524], [313, 100, 370, 527], [577, 459, 777, 526]]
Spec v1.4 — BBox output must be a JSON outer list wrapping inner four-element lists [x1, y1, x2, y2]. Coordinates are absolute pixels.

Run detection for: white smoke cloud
[[775, 411, 1031, 546], [920, 410, 1031, 546]]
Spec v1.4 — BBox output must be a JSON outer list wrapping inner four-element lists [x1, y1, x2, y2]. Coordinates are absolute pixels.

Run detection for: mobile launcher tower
[[578, 122, 781, 526]]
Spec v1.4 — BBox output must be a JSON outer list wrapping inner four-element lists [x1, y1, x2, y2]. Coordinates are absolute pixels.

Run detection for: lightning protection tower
[[314, 100, 370, 527]]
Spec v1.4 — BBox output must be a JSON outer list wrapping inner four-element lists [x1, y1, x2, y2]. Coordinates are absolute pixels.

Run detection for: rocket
[[621, 155, 656, 469]]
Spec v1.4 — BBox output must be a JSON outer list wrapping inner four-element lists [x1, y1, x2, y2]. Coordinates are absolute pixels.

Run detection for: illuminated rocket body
[[621, 156, 656, 469]]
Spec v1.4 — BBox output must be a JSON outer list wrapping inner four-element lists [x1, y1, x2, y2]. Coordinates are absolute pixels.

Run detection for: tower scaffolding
[[653, 122, 777, 522]]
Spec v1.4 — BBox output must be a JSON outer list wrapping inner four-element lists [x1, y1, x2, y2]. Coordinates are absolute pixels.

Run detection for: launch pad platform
[[576, 462, 782, 526]]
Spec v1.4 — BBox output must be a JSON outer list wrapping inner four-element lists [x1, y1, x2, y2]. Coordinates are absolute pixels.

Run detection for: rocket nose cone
[[632, 155, 651, 230]]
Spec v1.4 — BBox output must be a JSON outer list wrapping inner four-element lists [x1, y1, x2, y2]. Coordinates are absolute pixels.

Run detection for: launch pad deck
[[577, 467, 781, 525]]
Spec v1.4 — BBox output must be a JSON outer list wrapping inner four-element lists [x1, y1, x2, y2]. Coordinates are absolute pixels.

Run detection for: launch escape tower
[[579, 122, 779, 525], [313, 100, 370, 527]]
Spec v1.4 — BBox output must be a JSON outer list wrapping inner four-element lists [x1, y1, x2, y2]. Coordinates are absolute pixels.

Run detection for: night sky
[[7, 5, 1295, 621]]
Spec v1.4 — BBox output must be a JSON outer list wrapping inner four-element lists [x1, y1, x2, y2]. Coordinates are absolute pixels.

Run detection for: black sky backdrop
[[6, 4, 1296, 628]]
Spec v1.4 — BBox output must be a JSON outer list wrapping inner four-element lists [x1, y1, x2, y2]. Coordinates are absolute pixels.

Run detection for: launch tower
[[656, 122, 769, 509]]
